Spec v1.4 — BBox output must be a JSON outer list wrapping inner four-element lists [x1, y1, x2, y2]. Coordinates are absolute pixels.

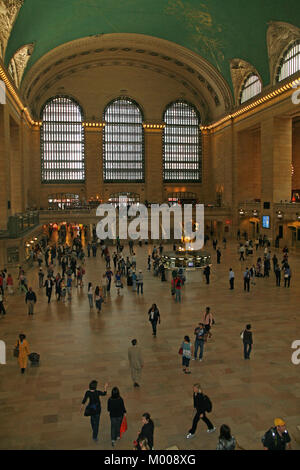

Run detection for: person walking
[[132, 271, 137, 292], [283, 265, 291, 288], [15, 334, 30, 374], [275, 264, 281, 286], [216, 248, 221, 264], [148, 304, 160, 337], [229, 268, 234, 290], [25, 287, 37, 315], [186, 384, 216, 439], [137, 270, 144, 295], [174, 275, 183, 302], [180, 335, 193, 374], [87, 282, 93, 309], [203, 307, 214, 339], [262, 418, 291, 450], [128, 339, 143, 388], [66, 274, 72, 301], [94, 286, 103, 313], [44, 276, 54, 303], [107, 387, 126, 447], [241, 324, 253, 359], [193, 323, 206, 362], [38, 268, 44, 289], [239, 244, 245, 261], [203, 265, 210, 284], [243, 268, 250, 292], [81, 380, 108, 442], [216, 425, 236, 450], [7, 274, 14, 294], [115, 271, 122, 296], [0, 292, 6, 316], [135, 413, 154, 450]]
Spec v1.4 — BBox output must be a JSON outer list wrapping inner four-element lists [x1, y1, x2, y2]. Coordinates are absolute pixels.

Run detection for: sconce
[[277, 210, 284, 220], [252, 209, 259, 217], [296, 213, 300, 221], [239, 208, 246, 216]]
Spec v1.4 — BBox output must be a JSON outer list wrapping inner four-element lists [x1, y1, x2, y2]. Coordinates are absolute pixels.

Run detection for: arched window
[[240, 74, 262, 104], [103, 98, 144, 182], [163, 101, 201, 182], [277, 40, 300, 82], [41, 96, 85, 183]]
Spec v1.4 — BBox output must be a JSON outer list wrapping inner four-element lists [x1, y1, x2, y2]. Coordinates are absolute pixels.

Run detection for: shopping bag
[[120, 415, 128, 437]]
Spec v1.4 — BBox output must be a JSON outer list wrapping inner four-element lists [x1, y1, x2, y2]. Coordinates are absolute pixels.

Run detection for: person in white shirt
[[137, 270, 143, 295], [229, 268, 234, 290]]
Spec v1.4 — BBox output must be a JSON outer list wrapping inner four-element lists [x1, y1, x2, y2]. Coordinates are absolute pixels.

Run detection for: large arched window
[[277, 40, 300, 82], [103, 98, 144, 182], [240, 74, 262, 104], [163, 101, 201, 182], [41, 96, 85, 183]]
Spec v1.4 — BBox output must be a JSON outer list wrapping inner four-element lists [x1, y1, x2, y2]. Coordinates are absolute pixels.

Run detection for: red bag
[[120, 415, 127, 437], [178, 347, 183, 355]]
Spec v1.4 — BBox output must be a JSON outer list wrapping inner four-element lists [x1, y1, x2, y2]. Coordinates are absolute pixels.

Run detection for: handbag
[[13, 341, 19, 358], [178, 347, 183, 355], [120, 415, 128, 437]]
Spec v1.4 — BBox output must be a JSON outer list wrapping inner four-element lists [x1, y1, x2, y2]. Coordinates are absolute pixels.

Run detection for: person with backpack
[[262, 418, 291, 450], [240, 324, 253, 359], [174, 275, 182, 303], [186, 384, 216, 439], [243, 268, 251, 292], [216, 424, 236, 450]]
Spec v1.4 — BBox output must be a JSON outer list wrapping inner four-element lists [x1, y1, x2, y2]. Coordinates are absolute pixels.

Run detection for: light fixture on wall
[[296, 213, 300, 221], [252, 209, 259, 217], [276, 210, 284, 220], [239, 208, 246, 216]]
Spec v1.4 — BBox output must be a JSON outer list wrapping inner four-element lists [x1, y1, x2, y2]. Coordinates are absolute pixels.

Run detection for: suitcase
[[28, 352, 40, 366]]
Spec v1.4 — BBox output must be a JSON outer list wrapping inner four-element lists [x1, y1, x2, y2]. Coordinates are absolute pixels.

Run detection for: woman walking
[[216, 424, 236, 450], [15, 334, 30, 374], [94, 286, 103, 313], [135, 413, 154, 450], [181, 335, 193, 374], [81, 380, 108, 442], [88, 282, 94, 309], [107, 387, 126, 447], [203, 307, 214, 339]]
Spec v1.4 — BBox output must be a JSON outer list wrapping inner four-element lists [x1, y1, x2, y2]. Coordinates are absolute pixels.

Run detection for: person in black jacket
[[148, 304, 161, 337], [136, 413, 154, 450], [25, 287, 37, 315], [186, 384, 216, 439], [107, 387, 126, 447], [241, 324, 253, 359], [44, 276, 54, 304], [80, 380, 108, 442]]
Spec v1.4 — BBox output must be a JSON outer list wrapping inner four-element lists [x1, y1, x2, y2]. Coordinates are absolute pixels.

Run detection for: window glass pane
[[41, 97, 85, 183], [163, 101, 201, 182], [278, 41, 300, 81], [240, 74, 262, 104], [103, 98, 144, 182]]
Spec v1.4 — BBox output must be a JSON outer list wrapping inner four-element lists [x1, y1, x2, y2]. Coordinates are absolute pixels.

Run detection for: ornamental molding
[[230, 59, 261, 106], [8, 43, 34, 87], [267, 21, 300, 84], [0, 0, 23, 59]]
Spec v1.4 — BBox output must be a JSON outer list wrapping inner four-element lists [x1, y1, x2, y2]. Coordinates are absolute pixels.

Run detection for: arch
[[103, 97, 144, 182], [239, 73, 262, 104], [40, 95, 85, 183], [276, 39, 300, 82], [163, 100, 201, 182]]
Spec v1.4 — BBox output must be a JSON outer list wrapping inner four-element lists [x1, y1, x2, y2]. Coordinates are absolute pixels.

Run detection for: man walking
[[216, 248, 221, 264], [25, 287, 37, 315], [193, 323, 206, 362], [241, 324, 253, 359], [243, 268, 250, 292], [262, 418, 292, 450], [137, 270, 144, 295], [229, 268, 234, 290], [174, 275, 182, 302], [128, 339, 143, 388], [186, 384, 216, 439], [44, 276, 54, 303], [203, 265, 210, 284]]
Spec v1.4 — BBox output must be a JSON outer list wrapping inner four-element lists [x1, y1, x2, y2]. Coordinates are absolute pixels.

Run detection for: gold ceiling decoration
[[8, 43, 34, 87], [0, 0, 23, 59], [230, 59, 261, 106]]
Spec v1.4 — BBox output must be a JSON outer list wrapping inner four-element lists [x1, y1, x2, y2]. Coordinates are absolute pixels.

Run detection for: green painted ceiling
[[5, 0, 300, 88]]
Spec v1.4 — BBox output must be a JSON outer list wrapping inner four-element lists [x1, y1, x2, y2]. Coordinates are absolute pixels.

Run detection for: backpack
[[203, 395, 212, 413], [261, 427, 277, 448]]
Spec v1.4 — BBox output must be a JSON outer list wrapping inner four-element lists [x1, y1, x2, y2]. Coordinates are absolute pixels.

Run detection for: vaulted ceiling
[[4, 0, 300, 89]]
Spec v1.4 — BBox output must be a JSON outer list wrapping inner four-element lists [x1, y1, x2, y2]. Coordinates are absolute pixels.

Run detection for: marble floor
[[0, 240, 299, 450]]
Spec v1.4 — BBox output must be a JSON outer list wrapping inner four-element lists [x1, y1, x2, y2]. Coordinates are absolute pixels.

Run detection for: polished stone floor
[[0, 240, 299, 450]]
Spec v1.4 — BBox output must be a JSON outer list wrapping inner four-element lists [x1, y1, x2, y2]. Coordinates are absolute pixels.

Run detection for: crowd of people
[[0, 225, 295, 451]]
